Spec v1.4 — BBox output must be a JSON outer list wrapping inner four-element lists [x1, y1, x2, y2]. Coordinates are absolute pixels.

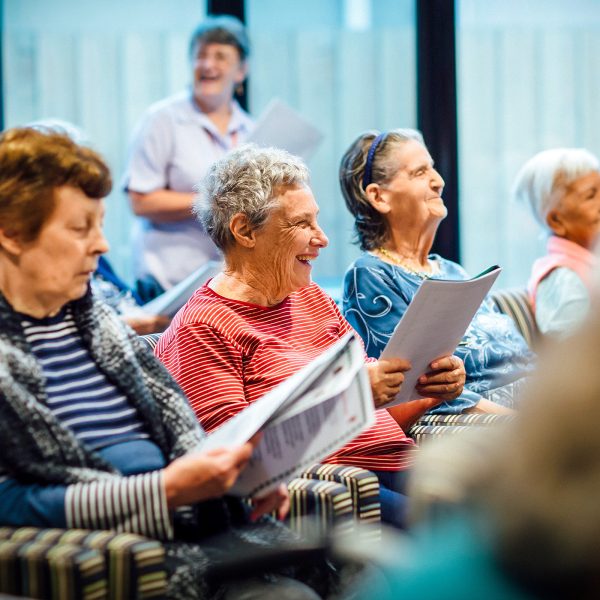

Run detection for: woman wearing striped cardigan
[[0, 127, 331, 600]]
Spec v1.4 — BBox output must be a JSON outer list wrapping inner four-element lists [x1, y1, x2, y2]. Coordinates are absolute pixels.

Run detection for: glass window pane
[[247, 0, 416, 287], [457, 0, 600, 287], [2, 0, 204, 280]]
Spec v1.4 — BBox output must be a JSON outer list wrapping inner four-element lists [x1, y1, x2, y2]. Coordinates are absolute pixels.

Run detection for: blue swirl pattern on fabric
[[342, 253, 535, 414]]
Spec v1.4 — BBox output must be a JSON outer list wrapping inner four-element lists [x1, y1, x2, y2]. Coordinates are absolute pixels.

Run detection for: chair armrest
[[0, 527, 167, 599], [412, 413, 514, 427], [286, 478, 353, 537], [300, 465, 381, 538]]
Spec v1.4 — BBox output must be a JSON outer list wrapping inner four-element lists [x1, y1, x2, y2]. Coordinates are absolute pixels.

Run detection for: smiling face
[[369, 139, 447, 236], [249, 186, 329, 302], [384, 140, 447, 228], [8, 185, 109, 315], [547, 171, 600, 249], [191, 41, 247, 108]]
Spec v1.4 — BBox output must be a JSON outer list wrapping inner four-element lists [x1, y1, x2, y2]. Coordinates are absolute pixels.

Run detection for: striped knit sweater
[[0, 288, 205, 540]]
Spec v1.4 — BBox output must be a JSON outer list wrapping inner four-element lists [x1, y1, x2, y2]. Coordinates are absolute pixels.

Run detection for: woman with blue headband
[[339, 129, 535, 414]]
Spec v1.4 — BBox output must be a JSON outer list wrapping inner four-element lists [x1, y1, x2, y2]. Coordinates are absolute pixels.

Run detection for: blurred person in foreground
[[123, 15, 253, 300], [0, 127, 337, 600], [340, 129, 535, 414], [155, 144, 466, 529], [355, 286, 600, 599], [514, 148, 600, 338]]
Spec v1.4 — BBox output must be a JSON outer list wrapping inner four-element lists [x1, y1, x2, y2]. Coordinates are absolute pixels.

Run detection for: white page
[[139, 260, 222, 317], [246, 98, 324, 161], [230, 346, 374, 497], [198, 333, 375, 497], [201, 333, 359, 452], [381, 266, 501, 407]]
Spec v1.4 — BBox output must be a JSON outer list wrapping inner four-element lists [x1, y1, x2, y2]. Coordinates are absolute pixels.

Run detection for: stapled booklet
[[380, 265, 502, 406], [198, 332, 375, 497]]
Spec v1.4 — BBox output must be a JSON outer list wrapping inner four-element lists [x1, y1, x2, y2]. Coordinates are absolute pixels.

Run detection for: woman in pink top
[[514, 148, 600, 337], [156, 144, 466, 528]]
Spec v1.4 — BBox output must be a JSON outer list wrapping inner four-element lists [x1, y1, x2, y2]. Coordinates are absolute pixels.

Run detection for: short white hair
[[512, 148, 600, 232]]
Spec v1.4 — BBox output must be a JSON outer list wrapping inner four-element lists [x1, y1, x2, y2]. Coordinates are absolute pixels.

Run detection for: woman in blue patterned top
[[339, 129, 535, 414]]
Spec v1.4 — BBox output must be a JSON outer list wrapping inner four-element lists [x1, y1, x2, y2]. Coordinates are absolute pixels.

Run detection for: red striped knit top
[[156, 282, 415, 471]]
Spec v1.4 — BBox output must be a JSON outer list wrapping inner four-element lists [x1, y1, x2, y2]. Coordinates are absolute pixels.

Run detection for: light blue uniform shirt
[[123, 91, 253, 289]]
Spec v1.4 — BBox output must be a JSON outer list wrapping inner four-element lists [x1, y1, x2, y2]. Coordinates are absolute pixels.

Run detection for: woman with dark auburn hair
[[339, 129, 535, 414], [0, 127, 334, 600], [124, 15, 253, 300]]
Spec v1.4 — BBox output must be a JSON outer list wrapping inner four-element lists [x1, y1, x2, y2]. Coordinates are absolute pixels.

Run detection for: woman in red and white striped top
[[156, 145, 466, 528]]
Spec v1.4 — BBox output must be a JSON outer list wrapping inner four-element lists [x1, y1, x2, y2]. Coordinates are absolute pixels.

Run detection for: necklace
[[376, 247, 438, 279]]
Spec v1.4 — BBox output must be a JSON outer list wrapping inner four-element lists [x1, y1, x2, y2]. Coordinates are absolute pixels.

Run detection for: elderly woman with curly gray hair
[[155, 144, 467, 529]]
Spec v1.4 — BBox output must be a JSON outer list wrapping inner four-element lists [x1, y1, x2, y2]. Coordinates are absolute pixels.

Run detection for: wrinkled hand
[[163, 435, 261, 509], [415, 355, 465, 401], [367, 358, 411, 408], [124, 314, 171, 335], [250, 484, 290, 522]]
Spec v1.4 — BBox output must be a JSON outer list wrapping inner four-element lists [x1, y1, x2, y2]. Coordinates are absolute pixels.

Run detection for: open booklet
[[246, 99, 324, 161], [380, 265, 502, 407], [127, 261, 223, 318], [196, 332, 375, 498]]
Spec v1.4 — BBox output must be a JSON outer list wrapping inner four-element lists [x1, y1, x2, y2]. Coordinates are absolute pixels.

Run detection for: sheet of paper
[[199, 333, 375, 497], [246, 98, 324, 161], [380, 266, 501, 407], [139, 260, 222, 317]]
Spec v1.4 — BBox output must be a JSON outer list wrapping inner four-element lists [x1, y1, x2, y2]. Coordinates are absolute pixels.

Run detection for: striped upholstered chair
[[138, 334, 380, 536], [0, 527, 167, 599], [407, 288, 534, 441]]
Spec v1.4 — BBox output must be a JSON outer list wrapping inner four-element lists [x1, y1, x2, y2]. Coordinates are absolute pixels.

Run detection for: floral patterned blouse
[[342, 253, 535, 414]]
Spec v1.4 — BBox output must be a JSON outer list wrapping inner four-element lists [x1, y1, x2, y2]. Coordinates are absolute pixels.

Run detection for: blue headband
[[362, 132, 386, 190]]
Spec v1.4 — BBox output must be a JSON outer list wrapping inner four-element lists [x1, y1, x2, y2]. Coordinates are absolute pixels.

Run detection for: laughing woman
[[155, 144, 466, 528], [123, 15, 253, 298]]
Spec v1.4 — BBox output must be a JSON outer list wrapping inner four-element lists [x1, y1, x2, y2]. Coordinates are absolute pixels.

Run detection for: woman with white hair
[[155, 144, 467, 528], [513, 148, 600, 337]]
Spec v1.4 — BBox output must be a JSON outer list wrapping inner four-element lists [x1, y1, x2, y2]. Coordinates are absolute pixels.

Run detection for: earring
[[235, 82, 244, 96]]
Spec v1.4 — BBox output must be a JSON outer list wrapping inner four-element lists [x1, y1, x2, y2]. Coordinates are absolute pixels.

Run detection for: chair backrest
[[140, 333, 161, 350], [489, 288, 539, 349]]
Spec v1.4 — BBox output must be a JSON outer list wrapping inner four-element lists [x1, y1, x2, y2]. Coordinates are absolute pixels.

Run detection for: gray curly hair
[[194, 144, 310, 251]]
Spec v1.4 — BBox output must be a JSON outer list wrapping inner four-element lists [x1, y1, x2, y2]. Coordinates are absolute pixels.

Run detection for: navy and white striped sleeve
[[65, 471, 173, 540]]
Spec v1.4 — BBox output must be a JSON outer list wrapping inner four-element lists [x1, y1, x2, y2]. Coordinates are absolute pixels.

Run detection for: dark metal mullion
[[417, 0, 460, 262], [206, 0, 248, 110]]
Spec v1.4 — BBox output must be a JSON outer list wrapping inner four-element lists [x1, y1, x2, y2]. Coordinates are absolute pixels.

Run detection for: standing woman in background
[[123, 15, 253, 301]]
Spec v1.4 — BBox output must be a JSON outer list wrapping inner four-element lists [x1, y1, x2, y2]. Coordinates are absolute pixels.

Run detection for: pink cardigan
[[527, 236, 596, 311]]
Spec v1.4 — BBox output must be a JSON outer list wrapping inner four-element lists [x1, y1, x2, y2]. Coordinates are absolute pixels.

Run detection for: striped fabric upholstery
[[489, 288, 539, 349], [286, 478, 353, 537], [408, 424, 475, 444], [300, 465, 381, 534], [0, 536, 106, 599], [0, 528, 166, 600], [411, 414, 514, 428], [140, 333, 161, 351]]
